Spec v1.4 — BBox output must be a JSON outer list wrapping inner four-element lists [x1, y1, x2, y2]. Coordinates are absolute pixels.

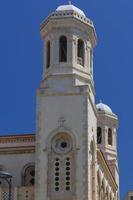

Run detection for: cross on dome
[[68, 1, 72, 5], [58, 116, 66, 127]]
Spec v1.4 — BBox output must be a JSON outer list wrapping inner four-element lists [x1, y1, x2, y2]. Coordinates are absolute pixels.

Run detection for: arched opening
[[77, 39, 84, 66], [97, 127, 102, 144], [48, 132, 75, 197], [46, 41, 50, 69], [22, 164, 35, 186], [108, 128, 113, 146], [59, 36, 67, 62]]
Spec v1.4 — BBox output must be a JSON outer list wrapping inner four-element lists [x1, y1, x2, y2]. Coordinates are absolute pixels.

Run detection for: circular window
[[55, 167, 59, 171], [66, 162, 70, 166], [55, 162, 59, 166], [66, 186, 70, 191], [66, 172, 70, 176], [60, 142, 67, 148], [66, 177, 70, 181], [55, 187, 59, 191], [52, 133, 72, 154]]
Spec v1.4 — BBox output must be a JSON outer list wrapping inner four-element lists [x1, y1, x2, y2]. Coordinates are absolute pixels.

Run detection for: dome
[[96, 102, 112, 114], [56, 4, 85, 17]]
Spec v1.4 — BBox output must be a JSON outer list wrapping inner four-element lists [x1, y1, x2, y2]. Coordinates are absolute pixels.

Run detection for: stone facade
[[0, 3, 119, 200]]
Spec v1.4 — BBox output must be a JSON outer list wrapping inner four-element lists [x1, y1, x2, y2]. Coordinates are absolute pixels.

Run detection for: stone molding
[[0, 134, 35, 144], [0, 134, 35, 154]]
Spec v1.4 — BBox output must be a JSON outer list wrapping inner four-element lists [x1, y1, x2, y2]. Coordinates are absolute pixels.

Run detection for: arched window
[[97, 127, 102, 144], [108, 128, 113, 146], [48, 132, 75, 197], [46, 41, 50, 69], [59, 36, 67, 62], [77, 39, 84, 66], [22, 164, 35, 186]]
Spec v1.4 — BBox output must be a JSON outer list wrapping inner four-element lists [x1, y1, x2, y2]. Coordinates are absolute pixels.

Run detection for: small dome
[[56, 4, 85, 17], [96, 102, 112, 114]]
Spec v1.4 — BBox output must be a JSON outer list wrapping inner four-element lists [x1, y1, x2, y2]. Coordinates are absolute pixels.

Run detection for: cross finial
[[68, 1, 72, 5], [58, 116, 66, 127]]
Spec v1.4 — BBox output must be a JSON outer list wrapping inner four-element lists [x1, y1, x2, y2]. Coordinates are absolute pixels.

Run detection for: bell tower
[[40, 3, 96, 103], [35, 4, 97, 200], [96, 102, 119, 188]]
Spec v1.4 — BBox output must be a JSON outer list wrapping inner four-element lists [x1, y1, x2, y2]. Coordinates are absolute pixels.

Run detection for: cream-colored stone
[[0, 3, 119, 200]]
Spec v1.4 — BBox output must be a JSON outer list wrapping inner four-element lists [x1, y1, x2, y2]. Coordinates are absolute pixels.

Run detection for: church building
[[0, 3, 119, 200]]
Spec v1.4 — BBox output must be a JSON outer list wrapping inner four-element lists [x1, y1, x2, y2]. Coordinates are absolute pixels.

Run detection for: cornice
[[0, 134, 35, 144]]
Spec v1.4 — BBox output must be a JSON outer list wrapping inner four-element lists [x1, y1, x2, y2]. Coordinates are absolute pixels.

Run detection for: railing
[[0, 186, 34, 200]]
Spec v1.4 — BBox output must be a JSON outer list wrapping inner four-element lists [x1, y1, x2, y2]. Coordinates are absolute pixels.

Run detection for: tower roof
[[96, 102, 113, 114], [56, 4, 85, 17]]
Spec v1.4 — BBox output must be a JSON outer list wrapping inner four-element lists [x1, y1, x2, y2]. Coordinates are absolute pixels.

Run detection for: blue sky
[[0, 0, 132, 199]]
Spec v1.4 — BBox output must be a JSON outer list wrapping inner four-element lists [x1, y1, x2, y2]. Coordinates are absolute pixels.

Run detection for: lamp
[[0, 171, 12, 200]]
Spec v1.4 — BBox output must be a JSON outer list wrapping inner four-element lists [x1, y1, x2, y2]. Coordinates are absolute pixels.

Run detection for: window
[[59, 36, 67, 62], [22, 165, 35, 186], [130, 196, 133, 200], [77, 39, 84, 66], [108, 128, 113, 146], [53, 156, 71, 192], [48, 133, 75, 197], [65, 157, 71, 191], [54, 158, 60, 191], [46, 41, 50, 69], [97, 127, 102, 144]]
